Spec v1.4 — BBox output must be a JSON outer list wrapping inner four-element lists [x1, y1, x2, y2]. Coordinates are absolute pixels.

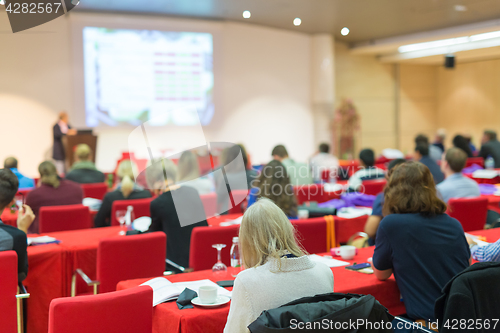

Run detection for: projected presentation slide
[[83, 27, 214, 127]]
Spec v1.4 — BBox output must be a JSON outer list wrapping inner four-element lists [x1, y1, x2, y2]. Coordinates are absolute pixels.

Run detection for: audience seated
[[415, 134, 442, 163], [437, 148, 480, 204], [432, 128, 446, 154], [478, 130, 500, 168], [0, 169, 35, 282], [26, 161, 83, 234], [272, 145, 312, 186], [94, 160, 151, 228], [347, 148, 385, 191], [414, 144, 444, 184], [4, 157, 34, 189], [247, 160, 298, 219], [65, 144, 105, 184], [463, 133, 476, 153], [146, 158, 208, 272], [238, 144, 258, 188], [223, 198, 333, 333], [176, 151, 214, 195], [452, 135, 473, 158], [309, 143, 339, 183], [371, 161, 470, 325], [467, 235, 500, 262], [364, 158, 406, 245]]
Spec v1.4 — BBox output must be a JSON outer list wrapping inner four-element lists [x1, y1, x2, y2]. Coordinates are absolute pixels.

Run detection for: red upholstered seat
[[49, 286, 153, 333], [227, 189, 249, 214], [294, 184, 326, 205], [189, 225, 240, 271], [81, 183, 108, 200], [110, 198, 153, 226], [447, 197, 488, 232], [465, 157, 484, 168], [97, 232, 166, 293], [361, 179, 387, 196], [39, 204, 91, 233], [292, 219, 327, 254], [200, 193, 217, 217], [0, 251, 18, 333]]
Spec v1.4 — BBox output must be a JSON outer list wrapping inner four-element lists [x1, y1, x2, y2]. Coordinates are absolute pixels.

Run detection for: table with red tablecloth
[[1, 207, 98, 229], [464, 172, 500, 185]]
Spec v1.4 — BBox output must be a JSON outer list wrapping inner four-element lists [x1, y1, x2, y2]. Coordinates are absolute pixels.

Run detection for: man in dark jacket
[[66, 144, 105, 184], [479, 130, 500, 168], [414, 144, 444, 184], [435, 262, 500, 332], [53, 111, 76, 175]]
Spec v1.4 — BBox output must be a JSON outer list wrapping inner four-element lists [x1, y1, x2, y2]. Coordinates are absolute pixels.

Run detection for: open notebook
[[140, 277, 232, 306]]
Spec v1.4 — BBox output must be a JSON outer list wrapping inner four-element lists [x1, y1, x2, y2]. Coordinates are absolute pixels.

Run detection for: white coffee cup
[[198, 286, 218, 304], [334, 245, 356, 260], [298, 209, 309, 219]]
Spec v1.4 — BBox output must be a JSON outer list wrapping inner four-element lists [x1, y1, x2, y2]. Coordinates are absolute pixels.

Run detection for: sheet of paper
[[27, 236, 60, 246], [308, 254, 350, 268], [219, 216, 243, 227], [141, 277, 182, 306], [465, 233, 490, 247]]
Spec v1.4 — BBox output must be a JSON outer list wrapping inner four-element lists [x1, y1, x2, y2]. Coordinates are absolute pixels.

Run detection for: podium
[[63, 131, 98, 168]]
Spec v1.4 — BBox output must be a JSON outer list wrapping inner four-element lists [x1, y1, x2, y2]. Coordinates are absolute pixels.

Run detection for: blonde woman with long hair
[[25, 161, 83, 233], [223, 198, 333, 333], [94, 160, 151, 228]]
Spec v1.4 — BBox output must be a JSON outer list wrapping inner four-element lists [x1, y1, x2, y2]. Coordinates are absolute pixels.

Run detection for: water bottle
[[125, 205, 135, 230], [230, 237, 241, 268], [485, 156, 495, 170]]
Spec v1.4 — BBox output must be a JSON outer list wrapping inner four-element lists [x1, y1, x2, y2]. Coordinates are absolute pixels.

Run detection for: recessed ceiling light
[[293, 18, 302, 26], [242, 10, 251, 19], [454, 5, 467, 12], [341, 27, 350, 36]]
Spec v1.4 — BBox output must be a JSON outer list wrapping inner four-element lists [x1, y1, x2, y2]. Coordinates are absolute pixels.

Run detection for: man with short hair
[[437, 148, 480, 204], [3, 157, 34, 189], [479, 130, 500, 168], [271, 145, 312, 186], [309, 143, 339, 182], [0, 169, 35, 282], [347, 148, 386, 191], [414, 144, 444, 184], [65, 144, 105, 184], [415, 133, 442, 162]]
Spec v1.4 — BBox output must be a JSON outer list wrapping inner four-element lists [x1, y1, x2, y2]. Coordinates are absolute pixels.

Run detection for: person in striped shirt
[[468, 237, 500, 262]]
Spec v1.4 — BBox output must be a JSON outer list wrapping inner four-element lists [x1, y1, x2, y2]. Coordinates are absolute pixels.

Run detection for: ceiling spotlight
[[341, 27, 350, 36], [242, 10, 251, 19], [293, 18, 301, 26]]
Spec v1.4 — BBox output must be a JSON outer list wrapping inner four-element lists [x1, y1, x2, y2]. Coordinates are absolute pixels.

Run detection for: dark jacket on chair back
[[435, 261, 500, 332], [248, 293, 394, 333], [479, 139, 500, 168]]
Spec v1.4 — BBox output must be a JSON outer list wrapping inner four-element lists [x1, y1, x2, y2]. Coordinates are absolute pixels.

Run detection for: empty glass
[[212, 244, 227, 274], [116, 210, 127, 235]]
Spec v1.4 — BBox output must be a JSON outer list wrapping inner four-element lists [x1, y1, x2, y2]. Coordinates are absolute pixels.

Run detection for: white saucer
[[191, 296, 231, 308]]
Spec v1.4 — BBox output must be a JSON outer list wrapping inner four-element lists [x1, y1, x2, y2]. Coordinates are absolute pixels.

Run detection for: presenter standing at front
[[53, 111, 77, 175]]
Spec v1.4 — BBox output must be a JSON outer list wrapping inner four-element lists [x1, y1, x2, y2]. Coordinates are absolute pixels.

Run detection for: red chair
[[16, 189, 32, 198], [110, 198, 153, 226], [292, 219, 327, 254], [361, 179, 387, 196], [0, 251, 29, 333], [72, 232, 166, 295], [227, 189, 249, 214], [447, 197, 488, 232], [294, 184, 326, 205], [81, 183, 108, 200], [466, 157, 484, 168], [189, 225, 240, 271], [200, 193, 217, 217], [49, 286, 153, 333], [39, 204, 91, 233]]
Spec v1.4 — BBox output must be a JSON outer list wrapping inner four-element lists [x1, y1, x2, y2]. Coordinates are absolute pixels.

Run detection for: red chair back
[[81, 183, 108, 200], [294, 184, 326, 205], [292, 218, 327, 254], [110, 198, 153, 226], [97, 232, 166, 293], [361, 179, 387, 196], [39, 204, 91, 233], [466, 157, 484, 168], [0, 251, 18, 333], [227, 189, 249, 214], [200, 193, 217, 217], [447, 197, 488, 232], [49, 286, 153, 333], [17, 188, 32, 197], [189, 225, 239, 271]]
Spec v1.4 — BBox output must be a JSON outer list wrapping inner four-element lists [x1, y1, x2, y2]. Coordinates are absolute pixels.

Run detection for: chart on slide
[[83, 27, 214, 127]]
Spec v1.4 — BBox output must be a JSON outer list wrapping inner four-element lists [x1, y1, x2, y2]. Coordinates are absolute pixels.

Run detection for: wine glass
[[116, 210, 127, 235], [212, 244, 227, 274]]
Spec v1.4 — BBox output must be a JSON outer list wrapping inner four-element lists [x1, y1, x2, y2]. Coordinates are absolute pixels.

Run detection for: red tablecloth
[[464, 173, 500, 185], [24, 244, 65, 333]]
